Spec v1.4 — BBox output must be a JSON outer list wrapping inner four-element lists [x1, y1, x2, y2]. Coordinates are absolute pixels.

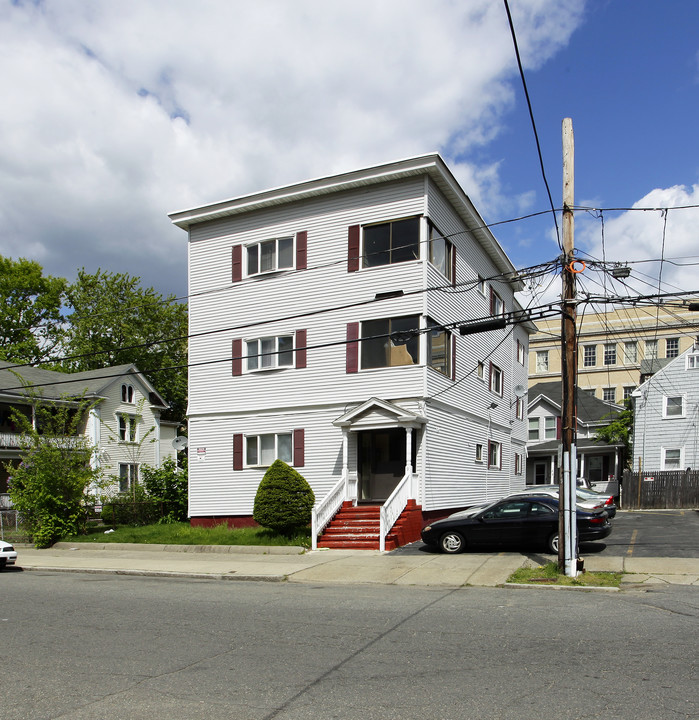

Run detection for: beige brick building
[[528, 305, 699, 404]]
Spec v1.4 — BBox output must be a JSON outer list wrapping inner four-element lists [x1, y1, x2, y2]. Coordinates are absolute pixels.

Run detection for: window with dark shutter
[[346, 322, 359, 372], [232, 245, 242, 282], [295, 329, 307, 368], [348, 225, 360, 273]]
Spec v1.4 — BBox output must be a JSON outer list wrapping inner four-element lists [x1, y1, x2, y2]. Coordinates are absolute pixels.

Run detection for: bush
[[140, 456, 188, 522], [253, 460, 315, 536]]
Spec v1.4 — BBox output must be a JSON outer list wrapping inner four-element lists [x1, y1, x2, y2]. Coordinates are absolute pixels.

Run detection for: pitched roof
[[528, 381, 622, 425], [0, 362, 168, 408]]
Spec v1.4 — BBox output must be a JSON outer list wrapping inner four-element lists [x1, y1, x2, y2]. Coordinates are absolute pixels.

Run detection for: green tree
[[141, 455, 188, 522], [61, 269, 188, 424], [595, 401, 634, 468], [0, 255, 66, 364], [5, 392, 102, 548], [253, 460, 315, 535]]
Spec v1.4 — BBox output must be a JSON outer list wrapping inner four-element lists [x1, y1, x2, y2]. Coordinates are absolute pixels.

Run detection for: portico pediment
[[333, 397, 427, 430]]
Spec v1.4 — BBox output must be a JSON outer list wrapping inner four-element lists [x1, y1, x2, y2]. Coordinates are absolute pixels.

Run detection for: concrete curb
[[503, 582, 620, 592], [19, 565, 288, 582]]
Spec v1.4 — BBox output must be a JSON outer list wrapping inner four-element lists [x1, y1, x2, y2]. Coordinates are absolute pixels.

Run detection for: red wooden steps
[[316, 500, 423, 550]]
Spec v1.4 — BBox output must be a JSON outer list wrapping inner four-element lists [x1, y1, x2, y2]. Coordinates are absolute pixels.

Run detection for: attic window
[[121, 384, 134, 404]]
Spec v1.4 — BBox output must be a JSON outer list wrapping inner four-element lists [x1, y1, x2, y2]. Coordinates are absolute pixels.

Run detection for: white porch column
[[578, 452, 585, 483], [342, 428, 350, 498], [549, 455, 556, 484], [405, 426, 415, 498]]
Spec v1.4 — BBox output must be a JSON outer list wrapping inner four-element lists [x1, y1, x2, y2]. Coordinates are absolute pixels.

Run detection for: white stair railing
[[379, 471, 412, 552], [311, 477, 347, 550]]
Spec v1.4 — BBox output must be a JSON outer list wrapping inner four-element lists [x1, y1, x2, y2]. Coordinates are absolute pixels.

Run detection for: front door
[[358, 429, 413, 502]]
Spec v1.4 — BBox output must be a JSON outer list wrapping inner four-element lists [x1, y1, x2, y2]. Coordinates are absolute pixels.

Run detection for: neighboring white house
[[632, 341, 699, 471], [169, 154, 534, 547], [526, 381, 623, 495], [0, 362, 178, 505]]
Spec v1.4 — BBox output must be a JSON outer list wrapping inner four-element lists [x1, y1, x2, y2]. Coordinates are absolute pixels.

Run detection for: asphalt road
[[2, 572, 698, 720], [393, 509, 699, 558]]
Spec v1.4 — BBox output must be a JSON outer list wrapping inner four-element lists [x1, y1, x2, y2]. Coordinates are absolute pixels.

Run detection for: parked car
[[507, 485, 617, 518], [421, 494, 612, 554], [0, 540, 17, 569]]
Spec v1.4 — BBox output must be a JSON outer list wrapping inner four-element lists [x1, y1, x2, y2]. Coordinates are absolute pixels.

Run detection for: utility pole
[[559, 118, 578, 576]]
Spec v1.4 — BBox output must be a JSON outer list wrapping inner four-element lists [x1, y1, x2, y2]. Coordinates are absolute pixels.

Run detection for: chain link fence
[[0, 509, 31, 543]]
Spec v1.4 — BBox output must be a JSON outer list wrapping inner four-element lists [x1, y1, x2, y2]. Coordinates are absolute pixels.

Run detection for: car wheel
[[547, 532, 559, 554], [440, 531, 465, 554]]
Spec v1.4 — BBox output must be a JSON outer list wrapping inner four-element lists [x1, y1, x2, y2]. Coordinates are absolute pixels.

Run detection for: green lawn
[[508, 562, 622, 588], [62, 522, 311, 548]]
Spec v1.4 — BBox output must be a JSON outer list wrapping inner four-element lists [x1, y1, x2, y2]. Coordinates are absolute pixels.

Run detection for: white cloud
[[0, 0, 584, 295]]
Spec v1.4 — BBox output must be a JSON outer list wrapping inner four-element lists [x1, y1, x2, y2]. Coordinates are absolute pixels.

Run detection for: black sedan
[[420, 494, 612, 554]]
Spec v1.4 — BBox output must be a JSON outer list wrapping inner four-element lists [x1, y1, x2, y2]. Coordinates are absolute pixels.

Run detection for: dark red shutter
[[348, 225, 360, 272], [489, 361, 493, 391], [556, 416, 562, 440], [296, 231, 307, 271], [451, 334, 456, 381], [346, 322, 359, 373], [233, 434, 243, 471], [232, 245, 242, 282], [489, 288, 495, 315], [295, 329, 307, 368], [232, 338, 242, 376], [293, 428, 305, 467], [451, 245, 456, 287]]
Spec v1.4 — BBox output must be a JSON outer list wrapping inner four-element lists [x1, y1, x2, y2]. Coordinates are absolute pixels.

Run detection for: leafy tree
[[61, 269, 188, 424], [253, 460, 315, 535], [5, 392, 103, 548], [0, 255, 66, 364], [141, 455, 188, 522], [595, 400, 634, 468]]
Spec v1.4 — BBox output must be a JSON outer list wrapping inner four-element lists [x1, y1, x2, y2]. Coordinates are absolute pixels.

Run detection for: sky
[[1, 0, 697, 309]]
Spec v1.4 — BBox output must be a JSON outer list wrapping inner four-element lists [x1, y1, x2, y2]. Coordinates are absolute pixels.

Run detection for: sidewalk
[[12, 542, 699, 588]]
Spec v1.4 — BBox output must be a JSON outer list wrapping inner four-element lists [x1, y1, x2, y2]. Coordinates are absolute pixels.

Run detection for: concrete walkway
[[11, 542, 699, 588]]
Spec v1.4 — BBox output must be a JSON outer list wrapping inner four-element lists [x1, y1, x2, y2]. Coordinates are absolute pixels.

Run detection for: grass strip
[[508, 562, 622, 588]]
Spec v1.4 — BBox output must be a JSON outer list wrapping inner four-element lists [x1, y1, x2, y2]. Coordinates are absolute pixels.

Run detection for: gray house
[[526, 381, 623, 495], [632, 341, 699, 471]]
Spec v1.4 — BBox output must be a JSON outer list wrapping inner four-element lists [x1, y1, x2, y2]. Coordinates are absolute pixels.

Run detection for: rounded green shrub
[[253, 460, 315, 535]]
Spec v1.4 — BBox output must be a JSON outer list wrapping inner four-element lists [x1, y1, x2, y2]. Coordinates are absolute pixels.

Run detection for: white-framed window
[[645, 339, 658, 360], [361, 315, 420, 369], [118, 414, 138, 443], [489, 363, 503, 396], [514, 453, 523, 475], [475, 443, 483, 463], [488, 440, 501, 469], [603, 387, 616, 403], [515, 397, 524, 420], [247, 236, 294, 276], [666, 337, 679, 358], [245, 335, 294, 371], [623, 386, 635, 401], [477, 276, 486, 295], [119, 463, 138, 493], [426, 319, 452, 377], [663, 395, 685, 418], [516, 340, 525, 365], [490, 288, 505, 316], [245, 432, 293, 467], [428, 223, 454, 282], [545, 416, 557, 440], [477, 361, 485, 380], [687, 353, 699, 369], [604, 343, 617, 366], [583, 345, 596, 367], [528, 417, 540, 440], [535, 350, 549, 373], [662, 447, 683, 470], [121, 384, 134, 403], [624, 341, 638, 364], [363, 216, 420, 268]]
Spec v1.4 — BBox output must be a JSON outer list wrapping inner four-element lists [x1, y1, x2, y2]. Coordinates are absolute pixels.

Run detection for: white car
[[0, 540, 18, 569], [504, 486, 616, 517]]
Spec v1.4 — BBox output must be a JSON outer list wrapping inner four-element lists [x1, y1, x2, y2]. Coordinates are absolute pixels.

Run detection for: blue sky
[[0, 0, 696, 304]]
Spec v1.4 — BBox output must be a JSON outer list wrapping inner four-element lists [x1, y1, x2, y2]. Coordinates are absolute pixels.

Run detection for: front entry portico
[[358, 427, 417, 502]]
